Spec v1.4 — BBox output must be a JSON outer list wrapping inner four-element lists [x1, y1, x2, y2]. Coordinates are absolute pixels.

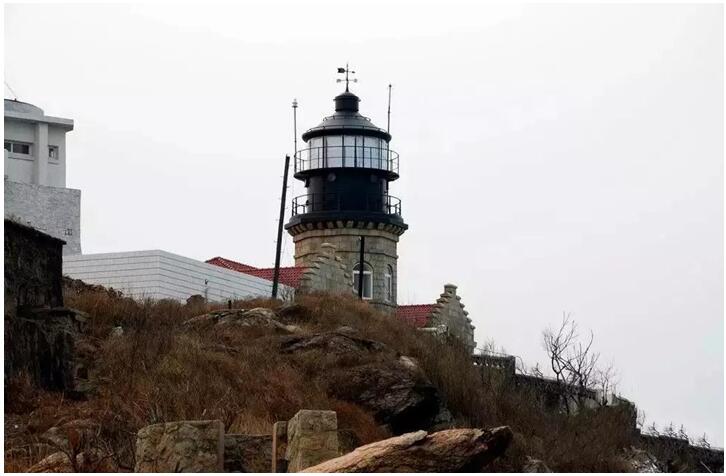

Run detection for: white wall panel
[[63, 250, 291, 302]]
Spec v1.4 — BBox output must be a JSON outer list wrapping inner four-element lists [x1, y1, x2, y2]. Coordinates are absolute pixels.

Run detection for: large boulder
[[40, 419, 99, 454], [280, 331, 444, 434], [323, 361, 441, 434], [302, 426, 513, 473], [134, 420, 224, 472], [184, 308, 298, 333], [279, 331, 386, 355], [27, 449, 116, 473]]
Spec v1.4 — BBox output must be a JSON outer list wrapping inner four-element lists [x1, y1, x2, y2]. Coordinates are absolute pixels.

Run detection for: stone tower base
[[291, 225, 401, 313]]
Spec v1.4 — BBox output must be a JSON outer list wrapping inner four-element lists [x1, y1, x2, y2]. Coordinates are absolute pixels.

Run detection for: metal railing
[[291, 193, 402, 217], [294, 146, 399, 175]]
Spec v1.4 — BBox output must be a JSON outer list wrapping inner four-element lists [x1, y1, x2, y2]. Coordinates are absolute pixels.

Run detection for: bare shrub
[[542, 314, 617, 412]]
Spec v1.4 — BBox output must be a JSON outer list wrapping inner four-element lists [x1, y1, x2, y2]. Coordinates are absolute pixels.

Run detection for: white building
[[4, 98, 81, 254], [63, 250, 292, 302]]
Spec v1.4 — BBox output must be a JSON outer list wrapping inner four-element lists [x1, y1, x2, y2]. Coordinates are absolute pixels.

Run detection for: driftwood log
[[302, 426, 513, 473]]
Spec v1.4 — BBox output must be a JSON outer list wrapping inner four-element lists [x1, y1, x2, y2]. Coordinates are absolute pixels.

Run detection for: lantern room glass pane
[[354, 136, 365, 166], [343, 135, 355, 164], [326, 136, 343, 167], [369, 138, 381, 162], [301, 135, 393, 172], [309, 137, 323, 168]]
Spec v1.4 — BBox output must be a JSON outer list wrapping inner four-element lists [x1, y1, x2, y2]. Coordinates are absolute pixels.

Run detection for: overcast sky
[[5, 2, 723, 444]]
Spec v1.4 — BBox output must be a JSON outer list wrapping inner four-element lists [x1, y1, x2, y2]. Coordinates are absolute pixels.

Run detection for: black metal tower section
[[285, 89, 408, 234]]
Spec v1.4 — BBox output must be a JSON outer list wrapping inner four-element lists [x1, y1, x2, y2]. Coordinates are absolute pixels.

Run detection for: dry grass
[[5, 289, 634, 472], [277, 294, 637, 472]]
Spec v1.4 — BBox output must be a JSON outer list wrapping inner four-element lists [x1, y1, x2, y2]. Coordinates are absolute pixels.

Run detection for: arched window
[[353, 262, 373, 299], [385, 265, 394, 302]]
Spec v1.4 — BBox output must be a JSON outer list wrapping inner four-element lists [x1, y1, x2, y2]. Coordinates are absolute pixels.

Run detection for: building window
[[4, 141, 32, 156], [385, 265, 394, 302], [48, 146, 59, 161], [353, 262, 373, 299]]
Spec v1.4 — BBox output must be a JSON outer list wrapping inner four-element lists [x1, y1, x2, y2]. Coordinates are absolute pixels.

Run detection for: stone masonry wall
[[4, 178, 81, 255], [135, 420, 224, 472], [292, 227, 400, 313], [297, 243, 356, 296], [4, 219, 78, 392], [429, 284, 476, 353], [4, 219, 65, 316], [285, 410, 339, 472]]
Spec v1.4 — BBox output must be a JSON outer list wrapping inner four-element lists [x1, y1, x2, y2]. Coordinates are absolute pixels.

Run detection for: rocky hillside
[[5, 284, 655, 472]]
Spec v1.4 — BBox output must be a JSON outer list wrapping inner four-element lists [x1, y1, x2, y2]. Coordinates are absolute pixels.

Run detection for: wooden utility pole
[[272, 155, 290, 298]]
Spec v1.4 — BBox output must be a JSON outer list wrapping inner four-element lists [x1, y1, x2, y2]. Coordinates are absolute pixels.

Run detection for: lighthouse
[[286, 68, 407, 312]]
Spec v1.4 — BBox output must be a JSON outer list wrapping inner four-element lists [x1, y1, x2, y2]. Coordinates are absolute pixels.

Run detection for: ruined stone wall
[[429, 284, 476, 352], [4, 219, 65, 316], [297, 243, 356, 296], [4, 219, 78, 391], [292, 226, 400, 313], [285, 410, 339, 472], [638, 434, 724, 473]]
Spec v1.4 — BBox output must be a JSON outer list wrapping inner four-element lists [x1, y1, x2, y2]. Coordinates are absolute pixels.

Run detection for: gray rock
[[430, 404, 455, 431], [279, 331, 386, 355], [224, 434, 272, 472], [27, 449, 117, 473], [184, 308, 298, 333], [398, 355, 420, 371], [41, 419, 99, 454], [335, 326, 359, 336], [282, 332, 448, 435], [523, 456, 553, 472], [323, 361, 441, 434], [134, 420, 224, 473]]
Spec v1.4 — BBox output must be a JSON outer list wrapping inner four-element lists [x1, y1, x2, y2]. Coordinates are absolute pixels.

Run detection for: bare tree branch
[[541, 314, 616, 414]]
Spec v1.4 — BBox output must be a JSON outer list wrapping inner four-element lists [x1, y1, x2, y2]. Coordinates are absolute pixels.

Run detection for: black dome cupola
[[286, 70, 407, 234], [334, 90, 360, 112]]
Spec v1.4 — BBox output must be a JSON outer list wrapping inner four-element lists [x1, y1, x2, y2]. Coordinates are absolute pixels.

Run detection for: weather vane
[[336, 63, 357, 92]]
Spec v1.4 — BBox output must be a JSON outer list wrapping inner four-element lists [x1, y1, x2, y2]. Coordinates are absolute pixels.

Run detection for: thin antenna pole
[[387, 84, 392, 133], [272, 155, 291, 299], [4, 81, 18, 100], [292, 99, 298, 157]]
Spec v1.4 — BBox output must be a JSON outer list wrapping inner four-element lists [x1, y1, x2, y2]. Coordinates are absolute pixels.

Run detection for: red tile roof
[[209, 257, 435, 327], [243, 267, 307, 289], [206, 257, 259, 273], [396, 304, 435, 328], [206, 256, 307, 289]]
